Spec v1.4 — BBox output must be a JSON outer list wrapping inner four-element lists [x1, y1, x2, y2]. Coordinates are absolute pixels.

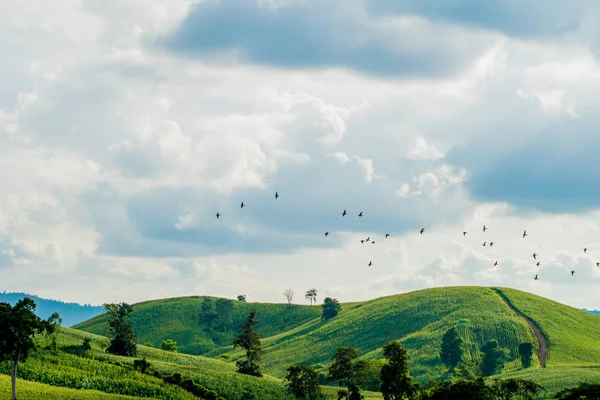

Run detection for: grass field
[[7, 286, 600, 398]]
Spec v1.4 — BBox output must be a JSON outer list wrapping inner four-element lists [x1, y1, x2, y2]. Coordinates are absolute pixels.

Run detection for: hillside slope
[[74, 297, 322, 354], [0, 292, 103, 327]]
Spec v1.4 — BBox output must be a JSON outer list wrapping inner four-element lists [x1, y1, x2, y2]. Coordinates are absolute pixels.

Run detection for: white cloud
[[1, 0, 600, 311]]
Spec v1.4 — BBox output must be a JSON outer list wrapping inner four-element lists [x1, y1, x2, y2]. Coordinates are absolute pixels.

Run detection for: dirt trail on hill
[[493, 289, 547, 368]]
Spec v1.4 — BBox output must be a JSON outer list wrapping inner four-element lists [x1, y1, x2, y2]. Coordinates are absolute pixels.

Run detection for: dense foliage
[[380, 340, 417, 400], [518, 342, 534, 369], [322, 298, 342, 320], [440, 327, 464, 370], [104, 303, 137, 357], [285, 364, 322, 399]]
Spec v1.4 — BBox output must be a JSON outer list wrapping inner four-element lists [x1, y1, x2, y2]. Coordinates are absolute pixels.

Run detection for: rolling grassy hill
[[1, 327, 383, 400], [74, 286, 600, 387]]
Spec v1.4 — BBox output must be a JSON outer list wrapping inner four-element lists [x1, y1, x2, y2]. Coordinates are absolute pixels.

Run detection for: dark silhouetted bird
[[325, 232, 329, 236], [342, 209, 347, 217], [366, 237, 370, 241], [358, 212, 363, 217], [482, 241, 487, 247], [368, 261, 372, 267], [494, 261, 498, 267], [360, 240, 365, 244], [240, 202, 245, 208], [536, 262, 541, 267], [533, 253, 537, 259], [275, 192, 279, 199], [385, 234, 390, 238], [483, 225, 487, 232], [371, 241, 375, 244], [523, 230, 528, 238], [216, 213, 220, 219], [596, 262, 600, 267], [490, 242, 494, 247], [420, 228, 425, 235], [534, 274, 538, 280], [584, 247, 588, 253], [571, 270, 575, 276], [463, 231, 467, 236]]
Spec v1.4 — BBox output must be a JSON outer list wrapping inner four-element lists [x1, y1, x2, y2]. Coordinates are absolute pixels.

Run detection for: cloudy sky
[[2, 0, 600, 309]]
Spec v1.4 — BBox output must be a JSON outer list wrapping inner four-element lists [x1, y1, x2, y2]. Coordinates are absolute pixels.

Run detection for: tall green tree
[[104, 302, 137, 357], [440, 327, 464, 370], [215, 299, 234, 331], [322, 297, 342, 320], [0, 298, 55, 400], [305, 288, 318, 306], [518, 342, 534, 368], [200, 298, 217, 329], [480, 340, 509, 377], [285, 364, 322, 399], [237, 295, 247, 302], [327, 347, 366, 400], [233, 310, 263, 377], [380, 340, 417, 400]]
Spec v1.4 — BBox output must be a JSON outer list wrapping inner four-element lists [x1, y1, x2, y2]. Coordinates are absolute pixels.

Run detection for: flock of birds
[[215, 192, 599, 281]]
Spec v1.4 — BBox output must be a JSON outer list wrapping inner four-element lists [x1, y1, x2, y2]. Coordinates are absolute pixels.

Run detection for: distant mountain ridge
[[583, 308, 600, 316], [0, 291, 104, 327]]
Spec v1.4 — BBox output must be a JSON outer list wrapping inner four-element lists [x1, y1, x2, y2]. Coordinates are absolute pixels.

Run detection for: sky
[[1, 0, 600, 309]]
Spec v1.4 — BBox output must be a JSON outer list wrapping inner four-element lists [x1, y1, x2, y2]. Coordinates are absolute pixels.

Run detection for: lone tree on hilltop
[[0, 298, 55, 400], [480, 339, 509, 377], [518, 342, 534, 369], [380, 340, 417, 400], [305, 288, 318, 306], [233, 310, 263, 377], [237, 294, 247, 302], [104, 302, 137, 357], [440, 327, 464, 370], [283, 289, 295, 306], [285, 364, 322, 399], [322, 297, 342, 320], [327, 347, 367, 400]]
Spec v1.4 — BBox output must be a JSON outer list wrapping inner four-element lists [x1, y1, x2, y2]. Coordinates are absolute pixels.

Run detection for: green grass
[[0, 374, 141, 399], [1, 327, 383, 400], [74, 297, 322, 355], [490, 366, 600, 399], [497, 287, 600, 366], [53, 286, 600, 397]]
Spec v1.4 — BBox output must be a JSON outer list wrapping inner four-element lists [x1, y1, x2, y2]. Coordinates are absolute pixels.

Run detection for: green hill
[[74, 286, 600, 386], [1, 327, 382, 400]]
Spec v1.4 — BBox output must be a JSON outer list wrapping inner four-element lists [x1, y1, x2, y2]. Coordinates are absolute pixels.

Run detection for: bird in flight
[[483, 225, 487, 232], [494, 261, 498, 267], [240, 202, 245, 209], [523, 230, 528, 238], [360, 240, 365, 244], [342, 209, 347, 217], [584, 248, 588, 253], [216, 213, 220, 219], [324, 232, 329, 236], [366, 237, 371, 241], [596, 262, 599, 267], [275, 192, 279, 199], [368, 261, 372, 267], [534, 274, 538, 280], [385, 234, 390, 238], [482, 241, 487, 247], [358, 212, 363, 217], [463, 231, 467, 236], [532, 253, 537, 259], [371, 241, 375, 244], [420, 228, 425, 235], [571, 270, 575, 276], [490, 242, 494, 247], [536, 262, 541, 267]]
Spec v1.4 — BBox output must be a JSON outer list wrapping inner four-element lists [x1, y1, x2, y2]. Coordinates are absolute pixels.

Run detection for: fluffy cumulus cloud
[[1, 0, 600, 308]]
